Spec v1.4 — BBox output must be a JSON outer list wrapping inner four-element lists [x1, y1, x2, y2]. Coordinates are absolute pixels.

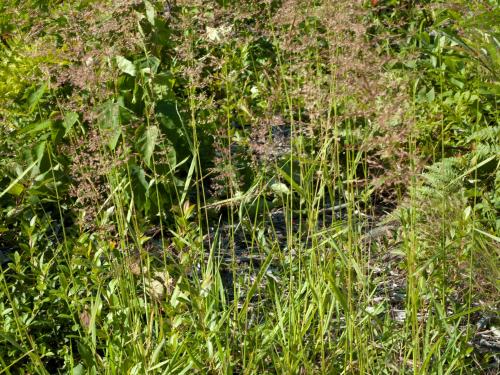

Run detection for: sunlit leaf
[[144, 0, 156, 26], [63, 112, 78, 137], [116, 55, 136, 76], [270, 182, 290, 195]]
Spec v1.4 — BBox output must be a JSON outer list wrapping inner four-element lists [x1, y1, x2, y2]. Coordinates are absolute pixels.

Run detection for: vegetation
[[0, 0, 498, 373]]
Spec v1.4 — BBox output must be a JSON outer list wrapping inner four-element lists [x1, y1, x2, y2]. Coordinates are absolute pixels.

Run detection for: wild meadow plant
[[0, 0, 498, 373]]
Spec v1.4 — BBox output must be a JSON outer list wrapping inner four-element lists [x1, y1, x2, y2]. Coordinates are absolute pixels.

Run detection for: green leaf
[[450, 77, 464, 89], [427, 87, 435, 102], [474, 228, 500, 243], [77, 341, 95, 369], [115, 55, 136, 76], [63, 112, 79, 137], [138, 125, 160, 167], [131, 164, 149, 212], [33, 141, 46, 165], [276, 167, 306, 198], [6, 182, 24, 196], [0, 160, 39, 199], [27, 83, 47, 113], [71, 364, 84, 375], [144, 0, 156, 26], [18, 120, 52, 135], [98, 100, 122, 150], [180, 154, 196, 206], [270, 182, 290, 195]]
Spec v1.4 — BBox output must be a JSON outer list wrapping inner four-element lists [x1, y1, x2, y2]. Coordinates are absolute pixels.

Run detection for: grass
[[0, 0, 499, 373]]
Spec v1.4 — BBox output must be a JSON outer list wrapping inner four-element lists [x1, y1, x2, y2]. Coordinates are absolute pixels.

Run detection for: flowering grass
[[0, 0, 498, 373]]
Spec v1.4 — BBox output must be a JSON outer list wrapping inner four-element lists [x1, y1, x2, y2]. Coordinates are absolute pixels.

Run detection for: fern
[[418, 157, 464, 199]]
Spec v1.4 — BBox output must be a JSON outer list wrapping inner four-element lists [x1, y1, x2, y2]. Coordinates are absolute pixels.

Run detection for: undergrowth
[[0, 0, 498, 374]]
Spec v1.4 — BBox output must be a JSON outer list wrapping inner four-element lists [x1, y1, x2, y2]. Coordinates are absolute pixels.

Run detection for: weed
[[0, 0, 498, 373]]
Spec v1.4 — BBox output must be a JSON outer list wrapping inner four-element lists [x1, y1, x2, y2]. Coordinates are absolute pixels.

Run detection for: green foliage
[[0, 0, 498, 373]]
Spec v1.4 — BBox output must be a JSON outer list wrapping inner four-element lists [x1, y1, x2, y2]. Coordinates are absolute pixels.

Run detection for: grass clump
[[0, 0, 498, 373]]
